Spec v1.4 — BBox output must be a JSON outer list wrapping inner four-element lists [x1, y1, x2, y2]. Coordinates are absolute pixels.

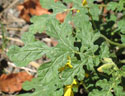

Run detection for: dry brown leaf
[[54, 0, 59, 2], [56, 12, 67, 23], [0, 72, 33, 93], [17, 0, 67, 23], [51, 39, 58, 46], [17, 0, 51, 22]]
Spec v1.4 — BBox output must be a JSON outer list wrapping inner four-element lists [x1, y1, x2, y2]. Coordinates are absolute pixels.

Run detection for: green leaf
[[46, 15, 77, 53], [74, 62, 85, 80], [61, 61, 85, 85], [46, 18, 60, 39], [99, 42, 109, 58], [107, 2, 118, 11], [80, 44, 99, 70], [37, 56, 66, 85], [22, 58, 67, 96], [121, 35, 125, 44], [114, 86, 125, 96], [118, 18, 125, 34], [73, 8, 100, 48], [46, 13, 72, 40], [96, 79, 111, 89], [61, 69, 74, 85], [63, 0, 73, 3], [21, 42, 76, 95], [73, 8, 89, 30], [23, 79, 63, 96], [117, 0, 125, 11], [95, 77, 122, 96], [110, 14, 117, 21], [89, 89, 113, 96], [95, 79, 113, 96], [107, 0, 125, 11], [89, 4, 100, 20], [51, 2, 67, 14], [7, 41, 52, 66], [21, 32, 36, 44], [40, 0, 55, 9], [122, 65, 125, 77], [29, 15, 53, 34]]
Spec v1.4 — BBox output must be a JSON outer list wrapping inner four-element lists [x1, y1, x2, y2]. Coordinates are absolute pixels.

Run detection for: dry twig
[[0, 0, 19, 17], [0, 35, 24, 45]]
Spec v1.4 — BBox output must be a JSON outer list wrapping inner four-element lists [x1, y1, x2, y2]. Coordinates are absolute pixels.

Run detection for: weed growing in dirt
[[7, 0, 125, 96]]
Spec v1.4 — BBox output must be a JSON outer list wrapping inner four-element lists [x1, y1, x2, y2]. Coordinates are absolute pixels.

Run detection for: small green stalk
[[100, 34, 125, 48], [0, 21, 7, 50]]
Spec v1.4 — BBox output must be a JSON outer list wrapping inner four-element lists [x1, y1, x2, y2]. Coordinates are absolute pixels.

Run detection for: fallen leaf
[[0, 71, 33, 93], [51, 39, 58, 46], [17, 0, 51, 22], [56, 12, 67, 23], [17, 0, 67, 23], [54, 0, 59, 2]]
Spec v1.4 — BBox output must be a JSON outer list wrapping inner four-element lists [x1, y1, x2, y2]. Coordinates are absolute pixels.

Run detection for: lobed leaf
[[7, 41, 52, 66]]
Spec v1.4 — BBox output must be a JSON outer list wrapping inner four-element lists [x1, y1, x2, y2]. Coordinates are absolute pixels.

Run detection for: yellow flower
[[64, 79, 78, 96], [64, 85, 74, 96], [72, 79, 77, 85], [58, 56, 73, 72], [65, 56, 72, 68], [82, 0, 87, 6], [77, 10, 80, 13]]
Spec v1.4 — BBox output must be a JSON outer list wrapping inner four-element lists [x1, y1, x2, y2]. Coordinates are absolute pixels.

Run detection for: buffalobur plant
[[7, 0, 125, 96]]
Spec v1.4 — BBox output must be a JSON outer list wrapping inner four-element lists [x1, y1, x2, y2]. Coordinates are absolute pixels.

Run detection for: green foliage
[[7, 0, 125, 96], [107, 0, 125, 11], [7, 41, 53, 66]]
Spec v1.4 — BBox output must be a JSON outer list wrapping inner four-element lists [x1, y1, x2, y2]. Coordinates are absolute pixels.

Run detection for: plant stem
[[0, 21, 7, 49], [87, 9, 97, 30], [87, 8, 125, 48], [100, 34, 125, 48], [80, 81, 89, 93]]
